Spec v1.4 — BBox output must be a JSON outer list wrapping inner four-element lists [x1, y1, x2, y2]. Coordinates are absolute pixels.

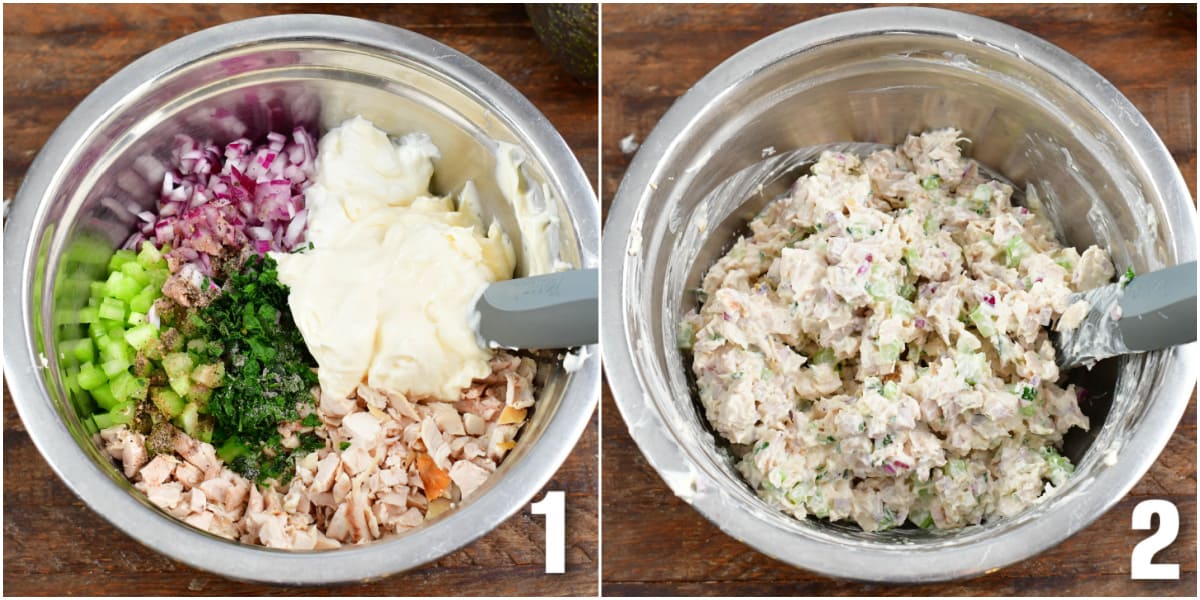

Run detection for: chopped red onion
[[123, 127, 318, 276]]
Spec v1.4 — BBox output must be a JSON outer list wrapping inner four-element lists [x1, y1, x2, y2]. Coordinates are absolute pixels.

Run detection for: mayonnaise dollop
[[274, 116, 515, 401]]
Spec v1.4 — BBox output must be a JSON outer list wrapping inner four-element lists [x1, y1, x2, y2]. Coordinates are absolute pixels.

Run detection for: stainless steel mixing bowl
[[4, 15, 599, 584], [602, 7, 1196, 582]]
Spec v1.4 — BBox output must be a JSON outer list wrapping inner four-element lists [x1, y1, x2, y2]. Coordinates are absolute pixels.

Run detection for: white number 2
[[1131, 499, 1179, 580], [531, 490, 565, 574]]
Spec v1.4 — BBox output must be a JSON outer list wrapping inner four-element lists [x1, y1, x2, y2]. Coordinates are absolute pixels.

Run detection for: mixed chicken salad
[[680, 129, 1114, 531], [73, 116, 539, 549]]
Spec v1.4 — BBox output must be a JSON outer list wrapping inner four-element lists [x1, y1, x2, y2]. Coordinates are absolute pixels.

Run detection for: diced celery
[[127, 312, 147, 326], [1004, 237, 1031, 268], [130, 377, 149, 401], [98, 297, 126, 321], [107, 249, 137, 272], [865, 279, 892, 300], [912, 510, 935, 529], [101, 358, 131, 378], [677, 322, 695, 350], [947, 459, 968, 477], [91, 383, 119, 410], [1042, 447, 1075, 474], [78, 306, 99, 324], [92, 412, 119, 431], [137, 241, 163, 268], [119, 260, 150, 286], [169, 373, 191, 397], [81, 412, 100, 436], [957, 351, 987, 386], [971, 184, 993, 214], [217, 437, 251, 463], [150, 387, 185, 417], [882, 380, 900, 401], [106, 321, 126, 338], [162, 352, 194, 380], [123, 323, 157, 350], [162, 329, 184, 352], [77, 361, 107, 391], [186, 338, 210, 354], [141, 337, 165, 361], [93, 401, 135, 430], [104, 271, 141, 302], [129, 287, 156, 313], [175, 402, 200, 435], [99, 337, 132, 365], [108, 371, 138, 401], [65, 338, 95, 364], [891, 297, 916, 319], [969, 304, 996, 338], [89, 281, 106, 299], [877, 340, 903, 363], [902, 248, 920, 269], [812, 348, 837, 365], [193, 417, 214, 443], [146, 269, 168, 291], [191, 362, 225, 388], [923, 214, 940, 235], [187, 384, 212, 407]]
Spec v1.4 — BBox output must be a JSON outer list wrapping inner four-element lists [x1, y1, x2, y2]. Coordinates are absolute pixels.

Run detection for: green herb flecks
[[1121, 266, 1136, 288], [197, 254, 320, 485]]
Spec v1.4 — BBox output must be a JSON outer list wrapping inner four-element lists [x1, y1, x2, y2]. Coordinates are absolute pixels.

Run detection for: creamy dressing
[[274, 116, 516, 401], [495, 142, 562, 275]]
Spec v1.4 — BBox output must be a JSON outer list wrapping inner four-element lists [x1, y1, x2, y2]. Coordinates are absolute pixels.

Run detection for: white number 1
[[531, 490, 565, 574], [1131, 499, 1179, 580]]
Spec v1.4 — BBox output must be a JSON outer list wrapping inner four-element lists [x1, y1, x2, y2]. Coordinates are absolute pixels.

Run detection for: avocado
[[525, 3, 598, 85]]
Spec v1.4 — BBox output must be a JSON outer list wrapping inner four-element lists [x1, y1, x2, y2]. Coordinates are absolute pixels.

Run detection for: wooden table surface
[[601, 3, 1196, 596], [3, 4, 597, 596]]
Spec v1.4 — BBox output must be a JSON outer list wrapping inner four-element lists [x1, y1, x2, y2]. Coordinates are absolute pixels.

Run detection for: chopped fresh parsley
[[195, 254, 319, 485], [339, 441, 351, 451]]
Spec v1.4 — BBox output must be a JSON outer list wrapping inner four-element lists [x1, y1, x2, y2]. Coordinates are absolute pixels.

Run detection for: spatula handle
[[1117, 261, 1197, 352], [475, 269, 599, 349]]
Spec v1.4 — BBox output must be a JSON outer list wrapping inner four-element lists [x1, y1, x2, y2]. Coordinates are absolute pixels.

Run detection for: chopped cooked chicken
[[98, 349, 536, 549]]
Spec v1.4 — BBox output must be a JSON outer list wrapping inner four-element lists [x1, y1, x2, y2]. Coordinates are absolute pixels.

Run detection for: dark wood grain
[[600, 3, 1196, 596], [3, 3, 597, 596]]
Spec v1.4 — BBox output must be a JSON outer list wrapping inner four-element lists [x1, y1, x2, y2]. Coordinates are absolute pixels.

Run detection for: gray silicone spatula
[[475, 268, 598, 349], [1054, 261, 1197, 369]]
